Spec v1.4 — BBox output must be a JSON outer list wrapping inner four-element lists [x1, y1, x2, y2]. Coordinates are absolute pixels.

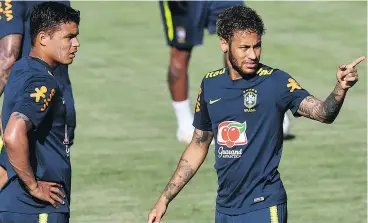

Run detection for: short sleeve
[[193, 79, 212, 131], [0, 1, 25, 39], [276, 71, 311, 117], [13, 74, 57, 129]]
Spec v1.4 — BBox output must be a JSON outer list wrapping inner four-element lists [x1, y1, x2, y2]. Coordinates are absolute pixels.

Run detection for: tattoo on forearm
[[323, 93, 341, 121], [163, 183, 176, 202], [0, 35, 22, 97], [14, 112, 32, 130], [161, 130, 212, 203], [163, 159, 194, 203], [298, 84, 345, 123]]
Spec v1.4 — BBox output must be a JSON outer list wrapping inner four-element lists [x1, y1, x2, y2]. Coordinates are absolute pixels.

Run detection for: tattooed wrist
[[163, 183, 176, 203], [322, 95, 340, 123], [321, 84, 346, 122], [335, 82, 347, 94]]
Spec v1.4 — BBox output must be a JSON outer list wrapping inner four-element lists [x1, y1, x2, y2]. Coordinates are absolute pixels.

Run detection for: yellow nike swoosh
[[209, 98, 221, 104]]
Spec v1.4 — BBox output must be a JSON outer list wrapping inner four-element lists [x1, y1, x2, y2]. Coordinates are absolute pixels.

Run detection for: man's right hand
[[28, 181, 65, 208], [147, 199, 168, 223]]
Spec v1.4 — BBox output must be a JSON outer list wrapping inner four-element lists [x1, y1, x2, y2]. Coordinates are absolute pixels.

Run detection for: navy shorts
[[159, 1, 244, 48], [0, 212, 69, 223], [215, 203, 287, 223]]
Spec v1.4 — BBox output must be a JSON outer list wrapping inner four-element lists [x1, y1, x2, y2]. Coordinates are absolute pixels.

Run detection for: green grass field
[[67, 1, 367, 222]]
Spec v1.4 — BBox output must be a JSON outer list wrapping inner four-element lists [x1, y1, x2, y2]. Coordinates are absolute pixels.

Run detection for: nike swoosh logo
[[209, 98, 221, 104]]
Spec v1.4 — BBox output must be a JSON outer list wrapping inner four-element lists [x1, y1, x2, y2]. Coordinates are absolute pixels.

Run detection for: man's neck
[[29, 48, 56, 69], [226, 60, 242, 80], [228, 68, 243, 80]]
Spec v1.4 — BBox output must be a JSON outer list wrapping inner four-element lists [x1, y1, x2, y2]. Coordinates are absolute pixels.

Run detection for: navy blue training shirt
[[0, 0, 76, 144], [0, 0, 76, 169], [0, 56, 70, 214], [193, 64, 310, 215]]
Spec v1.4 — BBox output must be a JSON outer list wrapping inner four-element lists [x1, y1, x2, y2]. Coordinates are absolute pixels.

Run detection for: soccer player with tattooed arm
[[148, 5, 365, 223], [158, 1, 292, 143]]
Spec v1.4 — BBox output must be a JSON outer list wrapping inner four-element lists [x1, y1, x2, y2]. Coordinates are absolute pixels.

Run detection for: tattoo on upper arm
[[0, 35, 22, 97], [13, 112, 33, 130], [193, 129, 213, 146], [298, 85, 345, 123]]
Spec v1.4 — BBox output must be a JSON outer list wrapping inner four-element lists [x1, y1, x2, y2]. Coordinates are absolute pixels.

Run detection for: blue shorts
[[215, 203, 287, 223], [159, 1, 244, 48], [0, 212, 69, 223]]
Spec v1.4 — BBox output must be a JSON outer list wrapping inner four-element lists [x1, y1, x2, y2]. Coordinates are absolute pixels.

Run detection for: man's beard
[[228, 48, 258, 77]]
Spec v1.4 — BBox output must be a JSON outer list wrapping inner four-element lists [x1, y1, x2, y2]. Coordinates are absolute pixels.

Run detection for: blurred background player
[[0, 1, 77, 189], [159, 1, 243, 143], [158, 1, 292, 144]]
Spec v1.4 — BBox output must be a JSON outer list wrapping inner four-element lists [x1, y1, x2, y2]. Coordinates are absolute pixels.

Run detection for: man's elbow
[[3, 129, 18, 149]]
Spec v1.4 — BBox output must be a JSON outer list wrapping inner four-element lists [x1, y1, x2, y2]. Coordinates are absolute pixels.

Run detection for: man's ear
[[220, 37, 229, 53], [37, 31, 50, 46]]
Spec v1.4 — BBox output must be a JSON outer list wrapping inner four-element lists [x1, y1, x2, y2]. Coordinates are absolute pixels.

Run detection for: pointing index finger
[[349, 56, 365, 68]]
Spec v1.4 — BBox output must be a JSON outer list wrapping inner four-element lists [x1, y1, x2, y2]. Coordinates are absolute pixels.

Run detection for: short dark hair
[[216, 5, 265, 43], [30, 2, 80, 46]]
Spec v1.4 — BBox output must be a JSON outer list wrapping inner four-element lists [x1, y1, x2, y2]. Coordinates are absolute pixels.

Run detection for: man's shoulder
[[12, 57, 40, 74], [10, 57, 56, 85], [202, 67, 227, 81], [8, 58, 31, 83], [12, 57, 29, 70], [257, 63, 291, 80], [255, 63, 277, 76], [259, 64, 304, 94]]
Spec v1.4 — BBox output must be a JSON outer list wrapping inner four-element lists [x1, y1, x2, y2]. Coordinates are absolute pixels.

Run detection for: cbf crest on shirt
[[244, 88, 257, 112], [193, 64, 310, 215]]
